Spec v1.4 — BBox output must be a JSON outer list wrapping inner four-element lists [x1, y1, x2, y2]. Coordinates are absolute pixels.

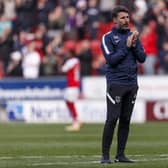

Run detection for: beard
[[121, 23, 129, 29]]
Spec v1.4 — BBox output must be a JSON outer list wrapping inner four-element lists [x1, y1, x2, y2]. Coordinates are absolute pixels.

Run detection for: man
[[22, 40, 41, 79], [62, 50, 82, 131], [100, 6, 146, 164]]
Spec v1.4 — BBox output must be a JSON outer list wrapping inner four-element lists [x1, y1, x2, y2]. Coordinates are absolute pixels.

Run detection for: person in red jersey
[[62, 49, 82, 131]]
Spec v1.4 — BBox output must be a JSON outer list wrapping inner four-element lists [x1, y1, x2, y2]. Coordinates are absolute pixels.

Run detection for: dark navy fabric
[[101, 27, 146, 85]]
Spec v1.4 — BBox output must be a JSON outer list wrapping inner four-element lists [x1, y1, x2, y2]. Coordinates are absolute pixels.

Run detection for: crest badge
[[113, 35, 120, 43], [115, 96, 121, 103]]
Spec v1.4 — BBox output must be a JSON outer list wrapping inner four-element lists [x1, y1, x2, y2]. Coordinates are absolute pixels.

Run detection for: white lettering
[[0, 88, 64, 99], [153, 102, 168, 119]]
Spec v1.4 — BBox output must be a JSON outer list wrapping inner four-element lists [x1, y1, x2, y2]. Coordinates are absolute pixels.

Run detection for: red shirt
[[141, 30, 158, 56], [62, 58, 80, 87]]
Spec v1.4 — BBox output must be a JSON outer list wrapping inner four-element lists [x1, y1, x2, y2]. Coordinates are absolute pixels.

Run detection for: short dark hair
[[112, 5, 129, 19]]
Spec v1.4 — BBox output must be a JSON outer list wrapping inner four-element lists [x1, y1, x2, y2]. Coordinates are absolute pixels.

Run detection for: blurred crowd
[[1, 0, 168, 79]]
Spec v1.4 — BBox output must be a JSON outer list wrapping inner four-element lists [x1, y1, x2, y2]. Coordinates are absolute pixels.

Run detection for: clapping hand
[[127, 30, 139, 48]]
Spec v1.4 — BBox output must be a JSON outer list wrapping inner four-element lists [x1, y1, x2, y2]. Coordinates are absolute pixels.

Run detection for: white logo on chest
[[113, 35, 120, 43]]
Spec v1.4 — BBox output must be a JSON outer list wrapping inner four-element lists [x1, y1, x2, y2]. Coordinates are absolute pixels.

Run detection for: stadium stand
[[0, 0, 168, 77]]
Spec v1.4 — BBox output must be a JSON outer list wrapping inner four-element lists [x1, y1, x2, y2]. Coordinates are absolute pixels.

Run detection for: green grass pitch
[[0, 122, 167, 168]]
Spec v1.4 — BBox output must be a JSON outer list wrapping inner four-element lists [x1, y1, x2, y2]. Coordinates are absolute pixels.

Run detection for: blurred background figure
[[64, 6, 77, 40], [75, 0, 87, 40], [86, 0, 100, 39], [48, 5, 66, 32], [61, 49, 82, 131], [99, 0, 115, 22], [140, 21, 158, 75], [6, 51, 22, 77], [158, 39, 168, 74], [42, 33, 64, 76], [0, 12, 12, 74], [76, 40, 93, 76], [22, 40, 41, 79]]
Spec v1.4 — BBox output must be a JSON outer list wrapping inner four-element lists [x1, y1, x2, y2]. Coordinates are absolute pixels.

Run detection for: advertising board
[[6, 100, 145, 123], [0, 78, 66, 100], [146, 101, 168, 121]]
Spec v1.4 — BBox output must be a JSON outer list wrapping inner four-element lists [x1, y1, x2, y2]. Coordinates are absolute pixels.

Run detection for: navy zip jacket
[[101, 27, 146, 86]]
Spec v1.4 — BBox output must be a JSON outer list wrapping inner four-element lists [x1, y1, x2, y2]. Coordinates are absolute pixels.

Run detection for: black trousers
[[102, 84, 138, 158]]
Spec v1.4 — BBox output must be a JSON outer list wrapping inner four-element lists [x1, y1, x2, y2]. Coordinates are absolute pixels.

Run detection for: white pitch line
[[0, 154, 168, 160], [0, 157, 13, 160], [32, 162, 70, 166], [0, 154, 168, 167], [0, 155, 100, 160], [31, 161, 101, 166], [30, 158, 168, 166], [135, 157, 168, 162], [20, 156, 44, 159]]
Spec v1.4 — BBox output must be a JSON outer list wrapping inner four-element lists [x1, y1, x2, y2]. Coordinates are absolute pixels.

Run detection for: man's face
[[114, 12, 130, 29]]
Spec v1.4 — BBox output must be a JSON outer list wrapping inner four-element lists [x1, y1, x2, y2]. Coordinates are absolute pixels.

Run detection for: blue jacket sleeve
[[101, 34, 129, 66], [132, 39, 146, 63]]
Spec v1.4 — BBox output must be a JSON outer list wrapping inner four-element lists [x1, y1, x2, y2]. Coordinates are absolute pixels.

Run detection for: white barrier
[[83, 76, 168, 100], [4, 76, 168, 123], [6, 99, 145, 123]]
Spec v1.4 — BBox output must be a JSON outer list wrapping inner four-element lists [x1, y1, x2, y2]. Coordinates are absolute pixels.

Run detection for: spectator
[[3, 0, 16, 20], [43, 33, 64, 75], [48, 6, 66, 31], [76, 40, 93, 76], [132, 0, 148, 30], [99, 0, 115, 22], [158, 39, 168, 74], [36, 0, 55, 26], [6, 51, 22, 77], [22, 40, 41, 79], [42, 41, 57, 76], [90, 40, 105, 75], [75, 0, 87, 40], [64, 6, 77, 40], [143, 0, 167, 50], [14, 0, 36, 31], [140, 21, 158, 75], [13, 30, 27, 52], [86, 0, 100, 39], [0, 13, 13, 74]]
